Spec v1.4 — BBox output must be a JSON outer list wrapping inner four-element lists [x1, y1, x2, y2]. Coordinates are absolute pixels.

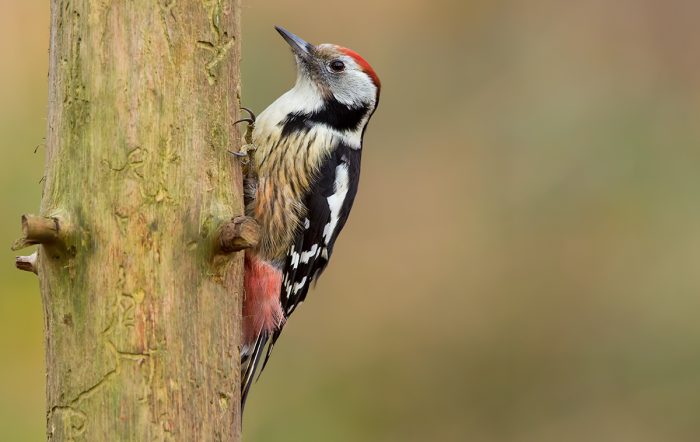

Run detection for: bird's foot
[[230, 107, 257, 159]]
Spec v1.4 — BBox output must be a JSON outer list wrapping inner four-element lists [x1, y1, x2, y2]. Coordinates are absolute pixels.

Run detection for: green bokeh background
[[3, 1, 700, 440]]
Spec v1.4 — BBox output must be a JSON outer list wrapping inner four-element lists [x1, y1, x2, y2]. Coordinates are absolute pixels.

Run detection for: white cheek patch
[[330, 60, 376, 107], [323, 163, 349, 246]]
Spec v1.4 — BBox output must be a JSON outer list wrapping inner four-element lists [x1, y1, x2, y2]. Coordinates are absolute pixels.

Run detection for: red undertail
[[243, 253, 284, 350]]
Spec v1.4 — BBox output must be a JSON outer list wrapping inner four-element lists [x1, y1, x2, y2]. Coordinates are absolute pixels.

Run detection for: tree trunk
[[27, 1, 244, 439]]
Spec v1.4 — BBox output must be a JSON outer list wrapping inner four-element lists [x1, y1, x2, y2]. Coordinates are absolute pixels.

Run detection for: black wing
[[261, 142, 361, 368]]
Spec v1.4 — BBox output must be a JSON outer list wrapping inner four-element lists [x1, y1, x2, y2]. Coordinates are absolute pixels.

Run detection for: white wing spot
[[323, 163, 350, 245], [292, 277, 308, 294], [322, 222, 331, 242], [304, 218, 310, 229], [300, 244, 319, 264], [290, 249, 300, 269]]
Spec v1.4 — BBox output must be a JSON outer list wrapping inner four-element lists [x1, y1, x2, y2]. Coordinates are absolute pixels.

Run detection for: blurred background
[[3, 0, 700, 440]]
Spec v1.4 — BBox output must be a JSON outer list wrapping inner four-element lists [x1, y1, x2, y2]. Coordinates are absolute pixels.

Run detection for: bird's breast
[[249, 119, 337, 262]]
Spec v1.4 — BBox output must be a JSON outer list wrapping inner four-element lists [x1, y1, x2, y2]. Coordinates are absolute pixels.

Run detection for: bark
[[31, 0, 244, 439]]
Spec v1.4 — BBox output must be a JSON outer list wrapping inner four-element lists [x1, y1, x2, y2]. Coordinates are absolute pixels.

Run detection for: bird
[[237, 26, 380, 408]]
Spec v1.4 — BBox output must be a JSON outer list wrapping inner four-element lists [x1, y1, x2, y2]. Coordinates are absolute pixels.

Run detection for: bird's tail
[[240, 253, 284, 411], [241, 331, 269, 411]]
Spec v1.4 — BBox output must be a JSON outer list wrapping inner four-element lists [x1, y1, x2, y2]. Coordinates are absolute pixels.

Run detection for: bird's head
[[275, 26, 380, 110]]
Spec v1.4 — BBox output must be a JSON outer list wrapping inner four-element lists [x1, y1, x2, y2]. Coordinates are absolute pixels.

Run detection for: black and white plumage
[[240, 26, 380, 409], [277, 141, 360, 326]]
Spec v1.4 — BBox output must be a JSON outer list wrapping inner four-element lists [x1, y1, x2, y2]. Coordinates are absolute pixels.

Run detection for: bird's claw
[[228, 143, 257, 159], [234, 118, 255, 127], [234, 107, 257, 128], [241, 107, 256, 122], [228, 150, 248, 158]]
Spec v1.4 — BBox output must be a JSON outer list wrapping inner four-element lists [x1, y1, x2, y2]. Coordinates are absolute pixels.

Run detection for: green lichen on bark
[[39, 1, 243, 440]]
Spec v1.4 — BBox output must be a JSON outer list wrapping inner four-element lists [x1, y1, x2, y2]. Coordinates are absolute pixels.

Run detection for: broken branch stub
[[11, 214, 61, 251], [217, 216, 260, 254], [16, 252, 38, 274], [23, 214, 60, 242]]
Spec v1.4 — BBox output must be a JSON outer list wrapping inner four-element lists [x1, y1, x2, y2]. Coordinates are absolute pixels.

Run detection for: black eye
[[329, 60, 345, 72]]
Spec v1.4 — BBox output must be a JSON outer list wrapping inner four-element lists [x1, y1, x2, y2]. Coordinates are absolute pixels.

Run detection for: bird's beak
[[275, 26, 313, 59]]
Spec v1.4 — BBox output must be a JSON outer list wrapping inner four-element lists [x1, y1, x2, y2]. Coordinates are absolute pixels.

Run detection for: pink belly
[[243, 254, 284, 349]]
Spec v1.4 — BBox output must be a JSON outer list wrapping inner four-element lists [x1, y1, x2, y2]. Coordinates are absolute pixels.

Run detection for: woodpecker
[[238, 26, 380, 407]]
